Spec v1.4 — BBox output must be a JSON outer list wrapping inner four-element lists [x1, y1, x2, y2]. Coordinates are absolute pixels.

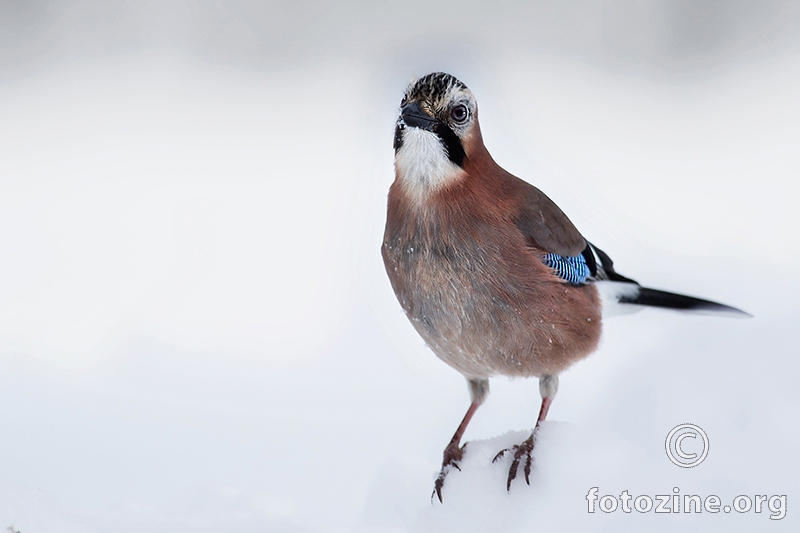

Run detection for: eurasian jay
[[381, 72, 747, 502]]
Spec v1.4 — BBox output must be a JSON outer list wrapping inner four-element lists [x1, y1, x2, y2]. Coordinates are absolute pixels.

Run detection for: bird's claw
[[432, 441, 467, 503], [492, 433, 536, 490], [492, 447, 510, 462]]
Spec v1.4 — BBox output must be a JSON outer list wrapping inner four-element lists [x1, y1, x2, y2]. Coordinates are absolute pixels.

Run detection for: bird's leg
[[433, 378, 488, 503], [493, 374, 558, 490], [433, 401, 478, 501]]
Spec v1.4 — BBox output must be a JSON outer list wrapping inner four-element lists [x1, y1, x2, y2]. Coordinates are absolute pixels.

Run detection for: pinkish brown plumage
[[382, 72, 748, 501], [383, 141, 602, 379]]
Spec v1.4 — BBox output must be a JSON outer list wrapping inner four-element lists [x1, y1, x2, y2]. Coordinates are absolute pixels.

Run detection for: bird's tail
[[584, 242, 750, 318], [595, 281, 751, 318]]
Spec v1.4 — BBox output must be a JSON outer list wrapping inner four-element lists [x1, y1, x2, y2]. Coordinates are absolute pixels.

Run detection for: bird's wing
[[508, 176, 634, 284], [511, 177, 605, 285], [510, 179, 748, 315], [539, 243, 631, 287], [509, 179, 633, 284], [510, 179, 748, 314], [508, 176, 632, 281], [581, 242, 637, 283], [512, 180, 586, 257]]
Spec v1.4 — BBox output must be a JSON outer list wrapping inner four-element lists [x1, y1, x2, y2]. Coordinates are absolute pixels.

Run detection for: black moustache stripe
[[433, 122, 465, 167]]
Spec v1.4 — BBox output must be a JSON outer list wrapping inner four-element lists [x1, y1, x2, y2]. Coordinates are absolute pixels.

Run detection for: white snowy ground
[[1, 44, 799, 533]]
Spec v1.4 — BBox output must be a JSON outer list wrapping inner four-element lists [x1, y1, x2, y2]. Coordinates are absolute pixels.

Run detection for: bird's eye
[[451, 104, 468, 123], [400, 96, 407, 107]]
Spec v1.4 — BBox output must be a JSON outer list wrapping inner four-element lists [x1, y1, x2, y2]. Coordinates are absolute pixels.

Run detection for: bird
[[381, 72, 749, 502]]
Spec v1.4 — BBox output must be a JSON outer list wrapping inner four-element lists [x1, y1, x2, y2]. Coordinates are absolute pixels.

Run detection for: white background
[[0, 1, 798, 531]]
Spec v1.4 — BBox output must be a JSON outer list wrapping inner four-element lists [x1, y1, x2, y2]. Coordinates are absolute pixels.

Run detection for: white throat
[[394, 128, 464, 200]]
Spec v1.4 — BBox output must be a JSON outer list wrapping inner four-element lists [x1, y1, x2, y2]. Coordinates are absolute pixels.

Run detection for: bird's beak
[[401, 102, 438, 132]]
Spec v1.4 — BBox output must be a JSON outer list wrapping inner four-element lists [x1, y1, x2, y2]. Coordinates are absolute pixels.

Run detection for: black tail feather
[[619, 287, 751, 317]]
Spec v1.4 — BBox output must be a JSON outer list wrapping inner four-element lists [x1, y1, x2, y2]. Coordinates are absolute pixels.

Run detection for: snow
[[361, 311, 800, 532], [1, 3, 799, 532]]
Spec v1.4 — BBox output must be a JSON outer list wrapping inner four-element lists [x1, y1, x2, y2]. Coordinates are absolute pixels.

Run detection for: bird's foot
[[432, 441, 467, 503], [492, 431, 536, 490]]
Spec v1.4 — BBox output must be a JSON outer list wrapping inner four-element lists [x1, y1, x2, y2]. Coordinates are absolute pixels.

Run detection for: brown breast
[[382, 164, 602, 379]]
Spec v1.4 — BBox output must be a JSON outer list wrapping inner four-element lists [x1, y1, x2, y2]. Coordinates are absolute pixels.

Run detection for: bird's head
[[393, 72, 484, 198]]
